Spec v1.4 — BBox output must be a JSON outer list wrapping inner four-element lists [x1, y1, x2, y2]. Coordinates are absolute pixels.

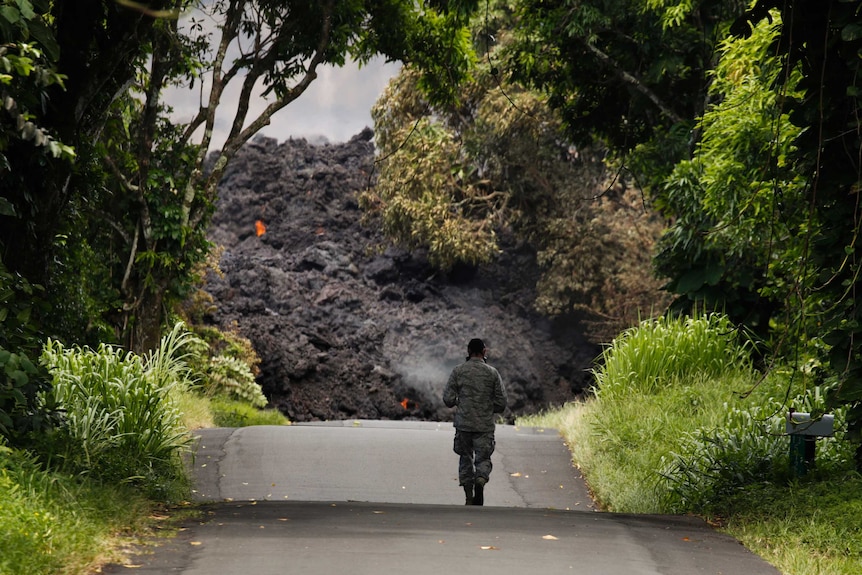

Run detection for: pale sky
[[166, 56, 401, 150]]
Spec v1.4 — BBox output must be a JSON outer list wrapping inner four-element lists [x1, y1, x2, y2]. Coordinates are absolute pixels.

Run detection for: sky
[[166, 56, 402, 150], [161, 5, 409, 150]]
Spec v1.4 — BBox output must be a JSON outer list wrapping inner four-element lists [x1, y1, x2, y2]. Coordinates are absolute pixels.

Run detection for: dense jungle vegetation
[[1, 0, 862, 573]]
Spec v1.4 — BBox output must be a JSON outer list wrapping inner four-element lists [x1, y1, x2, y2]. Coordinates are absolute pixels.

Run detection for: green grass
[[0, 391, 289, 574], [517, 313, 862, 575], [210, 397, 291, 427], [0, 443, 161, 575]]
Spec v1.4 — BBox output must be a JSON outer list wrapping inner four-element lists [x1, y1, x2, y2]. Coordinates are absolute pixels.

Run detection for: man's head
[[467, 338, 486, 357]]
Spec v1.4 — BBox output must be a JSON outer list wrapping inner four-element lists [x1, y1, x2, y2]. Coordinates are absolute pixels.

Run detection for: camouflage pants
[[453, 429, 495, 486]]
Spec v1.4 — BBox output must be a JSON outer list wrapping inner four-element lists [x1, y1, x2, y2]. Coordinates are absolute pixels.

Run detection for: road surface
[[104, 421, 780, 575]]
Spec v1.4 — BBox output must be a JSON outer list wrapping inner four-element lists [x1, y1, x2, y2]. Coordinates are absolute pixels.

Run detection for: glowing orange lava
[[255, 220, 266, 236]]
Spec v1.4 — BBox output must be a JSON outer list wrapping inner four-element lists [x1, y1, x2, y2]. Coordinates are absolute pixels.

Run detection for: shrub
[[206, 355, 268, 408], [40, 327, 191, 496], [594, 312, 752, 397], [658, 404, 789, 513], [175, 323, 267, 409], [0, 257, 55, 443]]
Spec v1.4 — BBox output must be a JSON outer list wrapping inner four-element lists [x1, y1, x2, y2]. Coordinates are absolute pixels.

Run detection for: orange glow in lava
[[255, 220, 266, 236]]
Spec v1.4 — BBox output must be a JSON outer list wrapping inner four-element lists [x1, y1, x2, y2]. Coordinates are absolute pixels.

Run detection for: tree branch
[[583, 40, 684, 124]]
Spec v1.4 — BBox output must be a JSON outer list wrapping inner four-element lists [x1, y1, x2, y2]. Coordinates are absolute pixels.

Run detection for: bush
[[0, 257, 55, 443], [40, 325, 192, 496], [594, 312, 752, 396], [169, 321, 268, 409], [658, 404, 789, 513], [206, 355, 268, 408]]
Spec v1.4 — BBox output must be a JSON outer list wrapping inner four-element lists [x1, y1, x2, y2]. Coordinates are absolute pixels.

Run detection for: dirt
[[203, 129, 600, 423]]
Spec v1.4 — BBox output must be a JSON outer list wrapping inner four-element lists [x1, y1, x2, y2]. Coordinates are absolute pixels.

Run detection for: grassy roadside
[[517, 315, 862, 575], [0, 392, 289, 575]]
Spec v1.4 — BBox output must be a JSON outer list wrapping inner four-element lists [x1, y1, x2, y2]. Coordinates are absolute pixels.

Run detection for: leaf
[[842, 23, 862, 42], [480, 546, 499, 550], [0, 197, 16, 216], [542, 534, 559, 540]]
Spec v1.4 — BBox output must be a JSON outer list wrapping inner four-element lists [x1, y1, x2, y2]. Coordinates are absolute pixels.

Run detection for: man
[[443, 338, 507, 506]]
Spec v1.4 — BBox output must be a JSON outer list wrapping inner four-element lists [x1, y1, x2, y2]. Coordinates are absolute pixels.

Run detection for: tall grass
[[594, 313, 751, 397], [41, 324, 193, 497], [518, 311, 861, 574], [0, 440, 155, 575]]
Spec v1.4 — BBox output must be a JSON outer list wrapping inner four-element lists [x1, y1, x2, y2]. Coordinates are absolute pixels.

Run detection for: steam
[[397, 355, 457, 399]]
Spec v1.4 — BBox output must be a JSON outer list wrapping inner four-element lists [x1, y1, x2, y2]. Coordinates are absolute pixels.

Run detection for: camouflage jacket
[[443, 358, 507, 432]]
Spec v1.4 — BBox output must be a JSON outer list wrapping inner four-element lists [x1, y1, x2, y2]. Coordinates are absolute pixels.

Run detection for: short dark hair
[[467, 338, 485, 355]]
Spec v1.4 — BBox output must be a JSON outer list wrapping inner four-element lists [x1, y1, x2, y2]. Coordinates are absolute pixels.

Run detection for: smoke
[[398, 356, 457, 397]]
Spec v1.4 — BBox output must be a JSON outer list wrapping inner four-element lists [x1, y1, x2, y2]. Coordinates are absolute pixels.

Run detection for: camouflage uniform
[[443, 357, 507, 489]]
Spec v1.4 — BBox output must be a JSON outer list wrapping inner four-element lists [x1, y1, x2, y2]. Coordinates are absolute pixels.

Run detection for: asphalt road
[[104, 421, 781, 575]]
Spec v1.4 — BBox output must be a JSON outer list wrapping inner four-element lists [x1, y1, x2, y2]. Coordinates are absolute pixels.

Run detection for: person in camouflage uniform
[[443, 338, 507, 506]]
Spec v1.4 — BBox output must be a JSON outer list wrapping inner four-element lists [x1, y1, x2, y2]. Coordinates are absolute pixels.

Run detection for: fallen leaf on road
[[373, 511, 385, 514], [190, 542, 202, 546], [480, 546, 499, 550], [682, 537, 690, 542], [123, 565, 142, 569], [510, 472, 522, 477], [438, 540, 445, 544], [542, 535, 558, 540], [278, 518, 289, 522]]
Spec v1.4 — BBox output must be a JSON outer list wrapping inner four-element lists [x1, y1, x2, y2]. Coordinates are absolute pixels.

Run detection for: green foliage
[[506, 0, 745, 156], [658, 404, 790, 512], [210, 397, 288, 427], [0, 257, 54, 442], [720, 475, 862, 574], [519, 309, 860, 572], [593, 312, 752, 396], [170, 319, 267, 409], [367, 5, 670, 338], [205, 355, 267, 408], [0, 442, 74, 575], [0, 41, 73, 169], [0, 439, 161, 575], [519, 394, 862, 574], [40, 333, 191, 496], [653, 14, 805, 338]]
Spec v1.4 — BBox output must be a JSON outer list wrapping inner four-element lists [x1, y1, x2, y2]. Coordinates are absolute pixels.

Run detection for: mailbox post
[[786, 412, 834, 476]]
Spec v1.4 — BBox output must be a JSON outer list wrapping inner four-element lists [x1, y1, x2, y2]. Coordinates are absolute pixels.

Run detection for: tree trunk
[[125, 285, 165, 356]]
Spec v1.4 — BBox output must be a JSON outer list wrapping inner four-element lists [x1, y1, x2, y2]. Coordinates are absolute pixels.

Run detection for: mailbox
[[786, 412, 835, 437]]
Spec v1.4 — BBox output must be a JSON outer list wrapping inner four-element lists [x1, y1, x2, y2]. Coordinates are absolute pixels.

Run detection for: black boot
[[463, 484, 474, 505], [473, 477, 485, 506]]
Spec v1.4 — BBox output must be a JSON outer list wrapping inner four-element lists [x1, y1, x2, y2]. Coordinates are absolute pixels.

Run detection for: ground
[[203, 129, 600, 422]]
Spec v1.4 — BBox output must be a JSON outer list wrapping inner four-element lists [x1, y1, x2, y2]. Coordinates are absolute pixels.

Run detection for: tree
[[732, 0, 862, 468], [1, 0, 481, 354], [505, 0, 747, 174], [363, 3, 670, 340], [653, 14, 806, 339]]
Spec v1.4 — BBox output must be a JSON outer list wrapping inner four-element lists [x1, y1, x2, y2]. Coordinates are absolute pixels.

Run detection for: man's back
[[443, 358, 506, 432]]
